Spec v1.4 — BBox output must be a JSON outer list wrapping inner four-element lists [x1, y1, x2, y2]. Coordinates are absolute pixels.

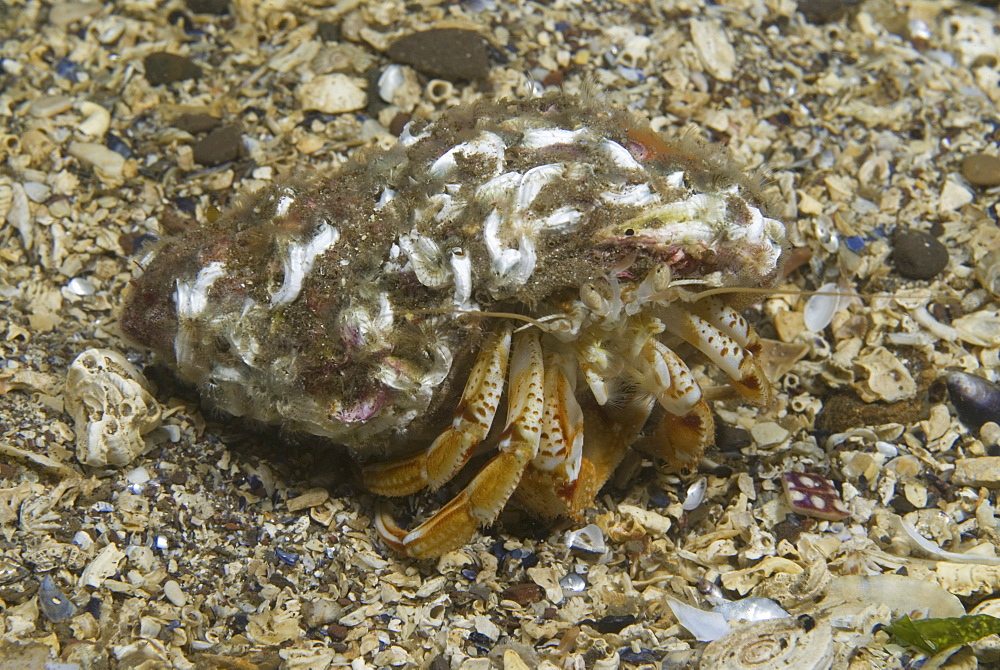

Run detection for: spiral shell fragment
[[120, 92, 786, 557]]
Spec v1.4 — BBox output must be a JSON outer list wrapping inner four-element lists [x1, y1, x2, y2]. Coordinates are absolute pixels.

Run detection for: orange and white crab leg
[[513, 352, 584, 518], [362, 327, 511, 497], [660, 304, 771, 406], [690, 296, 763, 357], [629, 337, 714, 468], [375, 331, 545, 558]]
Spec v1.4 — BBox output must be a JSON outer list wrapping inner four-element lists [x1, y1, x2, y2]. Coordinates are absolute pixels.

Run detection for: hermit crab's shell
[[120, 93, 785, 462]]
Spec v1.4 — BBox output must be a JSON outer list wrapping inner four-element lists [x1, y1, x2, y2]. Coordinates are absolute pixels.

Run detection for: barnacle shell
[[64, 349, 161, 467]]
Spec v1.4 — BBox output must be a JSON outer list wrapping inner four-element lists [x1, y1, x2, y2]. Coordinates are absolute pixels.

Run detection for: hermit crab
[[120, 92, 786, 558]]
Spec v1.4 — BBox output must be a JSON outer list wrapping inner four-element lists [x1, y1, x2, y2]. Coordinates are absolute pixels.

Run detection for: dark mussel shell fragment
[[944, 371, 1000, 431]]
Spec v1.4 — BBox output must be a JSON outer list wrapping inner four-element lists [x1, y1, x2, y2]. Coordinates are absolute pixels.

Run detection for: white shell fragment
[[64, 349, 162, 467], [689, 19, 737, 82], [700, 617, 834, 670], [820, 574, 966, 623], [564, 524, 607, 554], [803, 282, 843, 332], [666, 597, 730, 642], [295, 74, 367, 114]]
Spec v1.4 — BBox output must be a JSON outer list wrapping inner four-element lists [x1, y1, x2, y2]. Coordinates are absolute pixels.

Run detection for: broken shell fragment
[[38, 575, 76, 622], [564, 523, 607, 554], [700, 616, 834, 669], [781, 472, 849, 521], [64, 349, 162, 467]]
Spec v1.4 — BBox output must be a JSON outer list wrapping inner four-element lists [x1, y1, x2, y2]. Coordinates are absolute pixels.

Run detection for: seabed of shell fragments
[[5, 0, 1000, 668]]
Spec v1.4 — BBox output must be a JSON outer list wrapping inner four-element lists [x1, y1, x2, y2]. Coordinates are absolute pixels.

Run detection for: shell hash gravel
[[3, 0, 1000, 668]]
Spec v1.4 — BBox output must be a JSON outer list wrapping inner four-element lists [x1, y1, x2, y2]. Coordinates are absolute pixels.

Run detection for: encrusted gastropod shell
[[700, 616, 835, 669]]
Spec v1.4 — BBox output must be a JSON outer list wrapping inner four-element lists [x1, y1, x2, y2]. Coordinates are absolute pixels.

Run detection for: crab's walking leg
[[513, 353, 584, 517], [690, 296, 763, 357], [630, 337, 714, 468], [375, 332, 545, 558], [362, 327, 511, 497], [660, 304, 771, 407]]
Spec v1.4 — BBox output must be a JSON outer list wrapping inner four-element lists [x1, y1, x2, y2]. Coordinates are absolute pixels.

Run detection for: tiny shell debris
[[64, 349, 161, 467], [6, 0, 1000, 666], [781, 472, 850, 521]]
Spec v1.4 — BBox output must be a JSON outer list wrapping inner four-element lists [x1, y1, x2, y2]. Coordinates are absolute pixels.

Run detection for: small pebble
[[962, 153, 1000, 187], [501, 583, 543, 605], [892, 229, 949, 280], [192, 125, 243, 166], [68, 141, 126, 182], [287, 487, 329, 512], [797, 0, 849, 24], [173, 112, 221, 134], [388, 28, 490, 81], [750, 421, 790, 446], [163, 579, 187, 607], [143, 52, 203, 86], [186, 0, 229, 14], [48, 1, 101, 28], [595, 613, 635, 634], [953, 457, 1000, 487]]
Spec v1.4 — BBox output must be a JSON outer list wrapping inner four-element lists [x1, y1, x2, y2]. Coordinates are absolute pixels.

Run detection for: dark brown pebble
[[797, 0, 848, 23], [326, 622, 349, 640], [173, 112, 221, 134], [388, 112, 411, 136], [892, 229, 949, 280], [502, 583, 543, 605], [143, 52, 202, 86], [715, 423, 751, 452], [961, 153, 1000, 187], [192, 125, 243, 166], [317, 20, 341, 42], [388, 28, 490, 81], [815, 392, 928, 434], [186, 0, 229, 14]]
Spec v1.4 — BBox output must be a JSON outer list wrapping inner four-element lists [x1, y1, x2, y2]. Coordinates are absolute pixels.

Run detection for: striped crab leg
[[362, 327, 511, 497], [629, 337, 715, 469], [374, 331, 545, 558], [660, 302, 771, 406]]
